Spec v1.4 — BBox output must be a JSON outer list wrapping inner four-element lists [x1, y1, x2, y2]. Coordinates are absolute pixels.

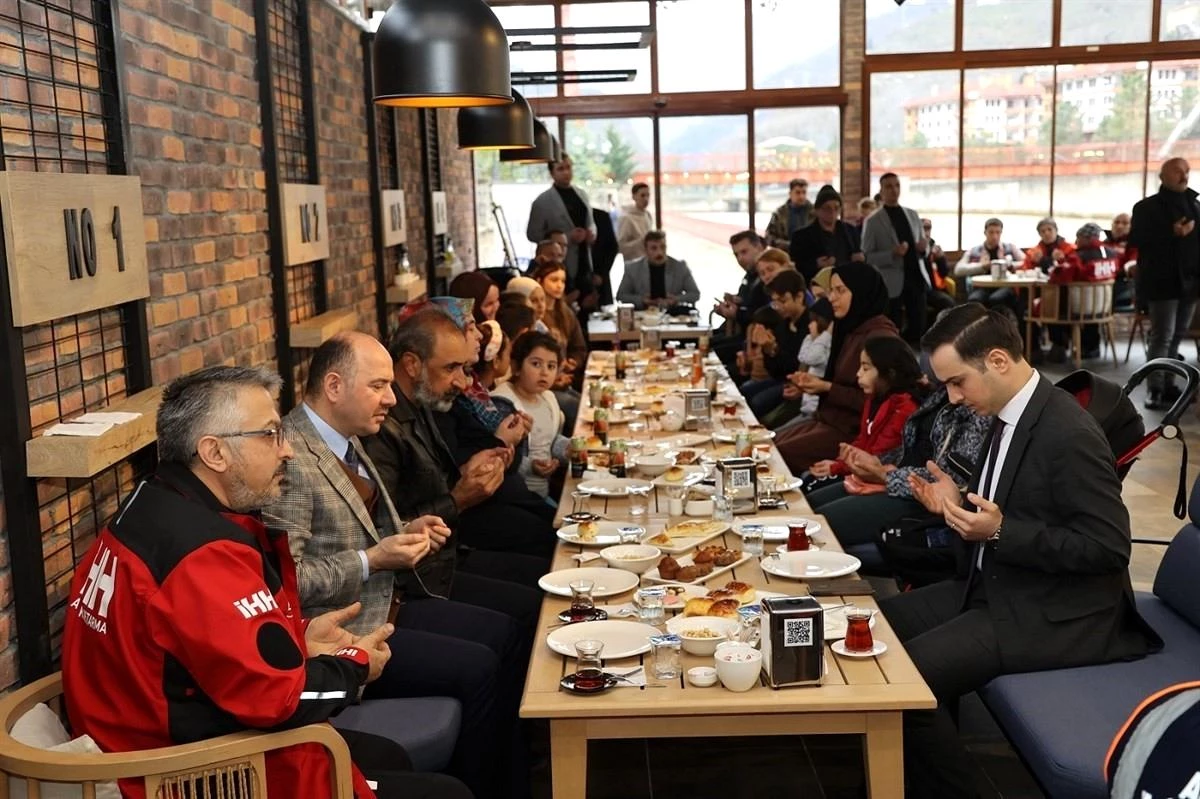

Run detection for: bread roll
[[694, 547, 715, 564], [709, 599, 740, 619], [684, 597, 714, 617], [657, 556, 680, 580], [724, 581, 755, 604], [676, 565, 703, 582], [664, 466, 686, 483], [713, 549, 740, 567]]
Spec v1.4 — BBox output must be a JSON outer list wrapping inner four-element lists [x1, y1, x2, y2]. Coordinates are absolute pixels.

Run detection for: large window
[[474, 116, 559, 268], [562, 3, 651, 97], [1060, 0, 1152, 46], [494, 4, 557, 98], [1146, 59, 1200, 193], [1162, 0, 1200, 40], [753, 107, 841, 232], [962, 0, 1051, 51], [752, 1, 839, 88], [656, 0, 746, 92], [866, 0, 955, 54]]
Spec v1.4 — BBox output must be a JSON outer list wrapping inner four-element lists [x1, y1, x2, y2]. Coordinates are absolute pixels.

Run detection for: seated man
[[1104, 211, 1137, 310], [882, 305, 1161, 797], [712, 230, 770, 372], [62, 365, 470, 799], [265, 332, 536, 799], [364, 307, 558, 572], [955, 217, 1027, 319], [740, 269, 808, 418], [616, 229, 701, 310]]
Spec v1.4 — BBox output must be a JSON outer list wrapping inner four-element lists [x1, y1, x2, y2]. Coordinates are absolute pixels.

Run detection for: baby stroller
[[877, 358, 1200, 588]]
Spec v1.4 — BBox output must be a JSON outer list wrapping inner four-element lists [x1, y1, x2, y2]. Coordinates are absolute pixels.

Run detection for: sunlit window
[[562, 3, 651, 97], [1161, 0, 1200, 40], [474, 116, 560, 267], [962, 0, 1051, 50], [865, 0, 955, 55], [753, 108, 841, 233], [1059, 0, 1152, 46], [752, 1, 839, 88], [656, 0, 745, 92], [1146, 59, 1200, 196], [495, 5, 558, 99]]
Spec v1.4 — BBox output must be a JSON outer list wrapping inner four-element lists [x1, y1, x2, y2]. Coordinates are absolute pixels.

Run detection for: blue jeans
[[740, 377, 784, 419]]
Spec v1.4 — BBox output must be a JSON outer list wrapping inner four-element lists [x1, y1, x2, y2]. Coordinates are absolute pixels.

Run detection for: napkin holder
[[760, 596, 825, 688], [616, 304, 635, 332], [716, 457, 757, 515], [682, 389, 711, 432]]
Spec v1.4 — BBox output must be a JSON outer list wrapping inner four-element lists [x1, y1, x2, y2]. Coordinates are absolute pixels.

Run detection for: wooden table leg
[[864, 712, 904, 799], [550, 719, 588, 799]]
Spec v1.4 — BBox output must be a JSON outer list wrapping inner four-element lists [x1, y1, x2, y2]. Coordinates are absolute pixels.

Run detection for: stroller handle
[[1123, 358, 1200, 429]]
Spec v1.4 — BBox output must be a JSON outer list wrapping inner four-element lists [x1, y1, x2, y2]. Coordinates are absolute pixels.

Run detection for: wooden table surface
[[967, 274, 1048, 289], [520, 351, 935, 798], [586, 317, 712, 344]]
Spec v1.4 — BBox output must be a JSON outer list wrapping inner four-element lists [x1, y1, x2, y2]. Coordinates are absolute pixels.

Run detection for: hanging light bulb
[[373, 0, 512, 108], [457, 90, 536, 150]]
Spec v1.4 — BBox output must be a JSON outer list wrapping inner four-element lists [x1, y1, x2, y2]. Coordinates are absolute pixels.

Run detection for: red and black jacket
[[61, 463, 377, 799], [830, 391, 919, 476]]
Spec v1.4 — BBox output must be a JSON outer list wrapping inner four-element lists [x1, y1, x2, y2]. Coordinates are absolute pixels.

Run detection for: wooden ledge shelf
[[386, 277, 427, 305], [26, 387, 161, 479], [290, 308, 359, 349]]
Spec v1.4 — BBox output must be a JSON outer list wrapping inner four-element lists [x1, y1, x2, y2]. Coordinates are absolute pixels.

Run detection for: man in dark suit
[[881, 303, 1161, 797]]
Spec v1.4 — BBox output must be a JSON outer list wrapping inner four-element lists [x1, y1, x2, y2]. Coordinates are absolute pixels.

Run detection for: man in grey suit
[[265, 331, 534, 799], [862, 172, 933, 341], [616, 230, 701, 310], [882, 305, 1160, 797], [526, 153, 598, 307]]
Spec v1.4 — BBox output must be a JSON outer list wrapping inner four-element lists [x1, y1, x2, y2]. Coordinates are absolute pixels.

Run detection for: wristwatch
[[988, 521, 1003, 545]]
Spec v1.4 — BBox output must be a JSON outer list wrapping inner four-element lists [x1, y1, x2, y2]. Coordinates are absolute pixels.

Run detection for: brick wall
[[439, 109, 477, 274], [841, 0, 867, 203], [309, 2, 378, 336]]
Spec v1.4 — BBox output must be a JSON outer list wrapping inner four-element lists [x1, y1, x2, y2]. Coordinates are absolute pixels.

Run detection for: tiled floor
[[530, 340, 1199, 799]]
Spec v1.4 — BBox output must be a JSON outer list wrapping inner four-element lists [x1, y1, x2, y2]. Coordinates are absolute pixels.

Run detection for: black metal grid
[[23, 307, 129, 432], [287, 261, 319, 324], [376, 105, 401, 285], [423, 110, 447, 266], [267, 0, 311, 184]]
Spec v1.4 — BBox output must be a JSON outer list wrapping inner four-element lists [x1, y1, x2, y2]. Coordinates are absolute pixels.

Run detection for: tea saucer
[[831, 640, 888, 658], [556, 608, 609, 624], [559, 672, 619, 694]]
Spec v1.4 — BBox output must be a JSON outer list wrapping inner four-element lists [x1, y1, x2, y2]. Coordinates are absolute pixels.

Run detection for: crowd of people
[[56, 155, 1196, 799]]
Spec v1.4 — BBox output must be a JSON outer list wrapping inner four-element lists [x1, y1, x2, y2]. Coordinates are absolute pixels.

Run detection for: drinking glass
[[740, 524, 765, 557], [787, 519, 810, 551], [757, 475, 778, 508], [843, 607, 876, 653], [627, 484, 651, 523], [570, 491, 592, 519], [568, 580, 595, 621], [627, 420, 647, 441], [649, 634, 682, 680], [664, 484, 686, 516], [635, 587, 666, 625], [573, 639, 606, 689]]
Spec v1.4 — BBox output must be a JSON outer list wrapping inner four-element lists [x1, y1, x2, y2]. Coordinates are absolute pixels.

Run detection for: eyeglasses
[[212, 427, 285, 447]]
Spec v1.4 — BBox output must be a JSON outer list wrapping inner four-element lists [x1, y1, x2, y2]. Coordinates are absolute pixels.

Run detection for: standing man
[[787, 184, 863, 282], [527, 153, 598, 310], [862, 172, 930, 342], [884, 304, 1160, 797], [766, 178, 814, 250], [1130, 157, 1199, 410], [616, 181, 654, 263]]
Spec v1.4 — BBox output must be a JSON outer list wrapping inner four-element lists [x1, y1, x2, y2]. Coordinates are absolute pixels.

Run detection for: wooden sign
[[431, 190, 448, 236], [280, 183, 330, 265], [0, 172, 149, 328], [380, 189, 406, 247]]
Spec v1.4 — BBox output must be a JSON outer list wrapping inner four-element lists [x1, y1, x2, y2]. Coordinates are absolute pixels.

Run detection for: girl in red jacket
[[807, 335, 922, 482]]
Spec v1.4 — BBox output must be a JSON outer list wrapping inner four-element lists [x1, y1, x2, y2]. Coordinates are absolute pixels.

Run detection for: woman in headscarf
[[775, 262, 901, 473], [448, 270, 501, 324]]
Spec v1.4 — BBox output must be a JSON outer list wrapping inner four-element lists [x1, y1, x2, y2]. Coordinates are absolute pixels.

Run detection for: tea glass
[[574, 639, 606, 689], [844, 607, 876, 653]]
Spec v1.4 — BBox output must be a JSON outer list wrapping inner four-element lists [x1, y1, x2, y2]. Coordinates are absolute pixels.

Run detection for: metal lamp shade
[[500, 119, 556, 164], [373, 0, 512, 108], [457, 90, 535, 150]]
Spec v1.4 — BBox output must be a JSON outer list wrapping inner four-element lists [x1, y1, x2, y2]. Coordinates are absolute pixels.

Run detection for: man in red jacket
[[61, 365, 470, 799]]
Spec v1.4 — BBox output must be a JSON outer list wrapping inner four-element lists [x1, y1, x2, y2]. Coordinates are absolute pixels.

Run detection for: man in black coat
[[712, 230, 769, 372], [787, 184, 863, 283], [881, 304, 1161, 798], [1130, 157, 1200, 409], [591, 207, 618, 306]]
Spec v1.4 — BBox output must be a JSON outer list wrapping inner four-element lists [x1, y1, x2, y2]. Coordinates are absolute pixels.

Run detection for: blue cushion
[[979, 595, 1200, 799], [332, 697, 461, 773], [1154, 525, 1200, 629]]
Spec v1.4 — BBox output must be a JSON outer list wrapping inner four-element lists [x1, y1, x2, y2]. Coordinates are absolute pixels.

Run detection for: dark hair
[[643, 229, 667, 247], [547, 152, 570, 174], [984, 217, 1004, 230], [532, 261, 567, 282], [872, 192, 882, 202], [750, 306, 783, 329], [448, 271, 497, 324], [536, 239, 559, 255], [879, 172, 898, 185], [499, 290, 529, 308], [387, 307, 462, 362], [767, 269, 806, 298], [788, 178, 808, 190], [729, 230, 763, 247], [632, 181, 649, 194], [863, 336, 923, 398], [510, 330, 562, 368], [921, 303, 1024, 366], [304, 334, 357, 398], [158, 366, 282, 464], [496, 302, 536, 341]]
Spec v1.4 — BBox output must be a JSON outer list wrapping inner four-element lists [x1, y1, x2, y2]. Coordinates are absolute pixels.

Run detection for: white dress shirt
[[976, 369, 1040, 567]]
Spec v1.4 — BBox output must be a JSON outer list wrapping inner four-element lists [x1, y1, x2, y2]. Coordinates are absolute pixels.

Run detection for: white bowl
[[687, 666, 718, 687], [714, 643, 763, 692], [670, 617, 739, 656], [634, 454, 672, 476], [684, 499, 714, 517], [599, 544, 661, 574], [660, 410, 684, 432]]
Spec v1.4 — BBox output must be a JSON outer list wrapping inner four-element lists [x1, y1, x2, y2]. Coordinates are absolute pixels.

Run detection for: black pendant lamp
[[374, 0, 512, 108], [457, 90, 535, 150], [500, 119, 556, 164]]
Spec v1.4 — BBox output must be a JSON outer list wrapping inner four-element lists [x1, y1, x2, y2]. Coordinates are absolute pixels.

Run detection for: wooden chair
[[1026, 280, 1119, 369], [0, 673, 354, 798]]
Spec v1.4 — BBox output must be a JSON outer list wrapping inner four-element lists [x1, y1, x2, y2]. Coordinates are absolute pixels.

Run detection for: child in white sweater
[[795, 297, 834, 418], [491, 331, 570, 498]]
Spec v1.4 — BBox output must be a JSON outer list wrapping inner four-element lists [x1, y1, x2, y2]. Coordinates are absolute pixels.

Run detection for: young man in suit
[[265, 331, 534, 799], [881, 304, 1161, 797], [615, 230, 701, 309], [861, 172, 931, 342]]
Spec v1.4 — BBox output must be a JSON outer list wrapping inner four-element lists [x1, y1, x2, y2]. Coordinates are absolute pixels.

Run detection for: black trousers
[[878, 578, 1001, 799], [889, 266, 931, 342], [341, 728, 474, 799], [457, 482, 558, 562]]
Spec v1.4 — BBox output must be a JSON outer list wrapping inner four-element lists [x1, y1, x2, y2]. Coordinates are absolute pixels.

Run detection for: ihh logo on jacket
[[233, 590, 279, 619], [70, 544, 118, 634]]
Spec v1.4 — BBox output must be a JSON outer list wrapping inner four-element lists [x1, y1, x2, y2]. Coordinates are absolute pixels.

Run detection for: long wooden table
[[586, 317, 712, 345], [519, 352, 935, 798]]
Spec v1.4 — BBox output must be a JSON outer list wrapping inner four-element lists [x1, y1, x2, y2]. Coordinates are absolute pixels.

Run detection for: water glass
[[627, 484, 651, 523], [757, 475, 778, 507], [649, 634, 682, 680], [740, 524, 765, 557], [635, 586, 666, 625], [627, 420, 647, 441], [664, 484, 686, 516]]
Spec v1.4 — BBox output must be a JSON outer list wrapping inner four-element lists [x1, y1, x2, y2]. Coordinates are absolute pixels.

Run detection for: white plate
[[831, 640, 888, 658], [822, 603, 877, 640], [733, 517, 823, 542], [712, 428, 776, 444], [547, 620, 661, 659], [642, 550, 753, 586], [772, 541, 823, 553], [537, 567, 640, 598], [557, 521, 644, 548], [761, 551, 861, 580], [642, 520, 729, 555], [657, 433, 714, 449], [651, 464, 708, 487], [577, 478, 653, 497]]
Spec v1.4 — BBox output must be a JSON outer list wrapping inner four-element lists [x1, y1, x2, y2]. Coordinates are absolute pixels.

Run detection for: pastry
[[724, 581, 756, 604], [694, 547, 715, 565], [586, 435, 603, 448], [694, 561, 714, 577], [713, 549, 741, 567], [657, 555, 681, 580], [683, 597, 714, 617], [709, 599, 740, 619], [577, 520, 598, 542], [648, 532, 671, 546], [663, 466, 686, 483], [705, 589, 736, 602], [674, 449, 700, 465]]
